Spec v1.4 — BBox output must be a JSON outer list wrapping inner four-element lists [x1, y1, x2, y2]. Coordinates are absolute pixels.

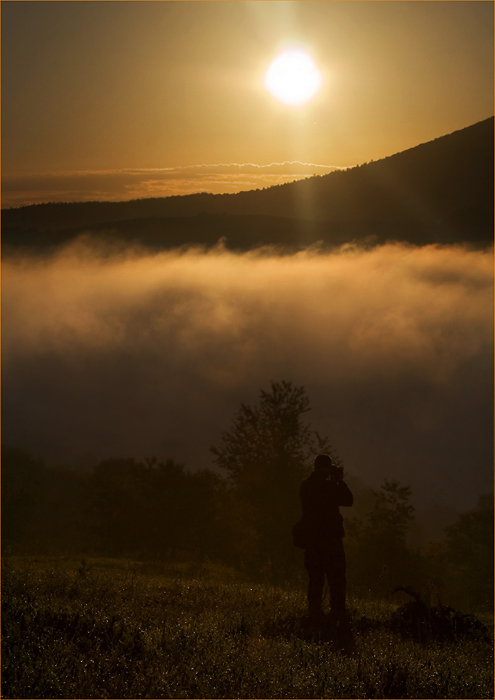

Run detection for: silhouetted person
[[299, 454, 353, 619]]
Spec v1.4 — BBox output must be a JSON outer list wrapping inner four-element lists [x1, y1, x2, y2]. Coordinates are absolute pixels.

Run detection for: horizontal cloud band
[[1, 162, 345, 208], [2, 240, 493, 509]]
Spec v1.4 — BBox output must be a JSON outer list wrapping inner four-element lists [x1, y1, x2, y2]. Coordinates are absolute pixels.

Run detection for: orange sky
[[1, 1, 493, 206]]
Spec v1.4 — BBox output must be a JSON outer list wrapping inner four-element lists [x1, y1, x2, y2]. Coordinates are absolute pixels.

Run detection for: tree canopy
[[212, 381, 336, 577]]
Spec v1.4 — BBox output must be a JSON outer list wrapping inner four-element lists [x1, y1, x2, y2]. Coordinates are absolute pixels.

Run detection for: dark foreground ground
[[2, 557, 493, 699]]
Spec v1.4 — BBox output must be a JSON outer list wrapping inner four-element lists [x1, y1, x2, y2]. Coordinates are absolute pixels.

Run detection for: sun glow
[[264, 50, 322, 106]]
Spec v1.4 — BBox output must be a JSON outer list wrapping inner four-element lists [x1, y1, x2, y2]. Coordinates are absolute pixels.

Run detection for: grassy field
[[2, 556, 493, 699]]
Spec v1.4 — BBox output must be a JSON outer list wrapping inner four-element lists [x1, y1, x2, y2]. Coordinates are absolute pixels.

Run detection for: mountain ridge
[[2, 117, 493, 250]]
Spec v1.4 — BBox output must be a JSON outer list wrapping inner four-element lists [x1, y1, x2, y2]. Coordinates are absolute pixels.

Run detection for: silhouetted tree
[[368, 479, 414, 541], [346, 478, 426, 596], [181, 468, 223, 561], [88, 457, 223, 561], [211, 381, 336, 579], [89, 458, 146, 556], [441, 494, 494, 611], [142, 459, 223, 559], [2, 445, 88, 555]]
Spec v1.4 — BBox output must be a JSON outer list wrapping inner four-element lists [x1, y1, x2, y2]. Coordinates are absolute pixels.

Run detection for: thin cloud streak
[[2, 162, 346, 208], [2, 240, 493, 509], [118, 161, 346, 174]]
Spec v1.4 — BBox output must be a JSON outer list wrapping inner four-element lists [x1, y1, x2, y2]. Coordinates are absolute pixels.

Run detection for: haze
[[3, 239, 492, 510]]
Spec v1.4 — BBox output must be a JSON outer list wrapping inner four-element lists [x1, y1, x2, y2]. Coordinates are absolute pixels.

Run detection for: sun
[[264, 49, 322, 106]]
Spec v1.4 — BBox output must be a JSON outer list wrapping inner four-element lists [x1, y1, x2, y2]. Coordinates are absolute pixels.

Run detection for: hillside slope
[[3, 117, 493, 250]]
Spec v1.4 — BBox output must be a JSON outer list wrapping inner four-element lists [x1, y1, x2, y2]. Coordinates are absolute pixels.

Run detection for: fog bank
[[3, 239, 493, 508]]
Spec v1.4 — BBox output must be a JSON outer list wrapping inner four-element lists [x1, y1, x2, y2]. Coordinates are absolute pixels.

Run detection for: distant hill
[[2, 117, 493, 252]]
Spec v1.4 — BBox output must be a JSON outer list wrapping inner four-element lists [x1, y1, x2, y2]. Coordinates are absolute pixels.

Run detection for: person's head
[[314, 454, 333, 478]]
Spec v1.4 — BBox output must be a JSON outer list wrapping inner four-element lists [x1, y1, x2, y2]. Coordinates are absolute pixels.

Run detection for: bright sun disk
[[264, 50, 321, 106]]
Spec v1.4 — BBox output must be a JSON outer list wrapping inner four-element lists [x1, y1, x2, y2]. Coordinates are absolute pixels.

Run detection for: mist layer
[[2, 240, 493, 508]]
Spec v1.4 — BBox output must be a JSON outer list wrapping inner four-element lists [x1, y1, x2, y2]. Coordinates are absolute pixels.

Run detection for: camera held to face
[[330, 465, 344, 482]]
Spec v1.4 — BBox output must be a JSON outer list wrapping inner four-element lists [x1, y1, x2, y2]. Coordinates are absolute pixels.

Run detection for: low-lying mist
[[2, 238, 493, 509]]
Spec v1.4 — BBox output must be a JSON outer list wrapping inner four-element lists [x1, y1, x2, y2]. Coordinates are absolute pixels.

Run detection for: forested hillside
[[2, 117, 493, 252]]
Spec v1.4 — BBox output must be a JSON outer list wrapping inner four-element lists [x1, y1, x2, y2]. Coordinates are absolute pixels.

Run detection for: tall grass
[[2, 557, 493, 698]]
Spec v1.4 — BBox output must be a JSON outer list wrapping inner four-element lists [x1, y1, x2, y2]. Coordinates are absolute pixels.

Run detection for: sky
[[1, 0, 494, 206], [1, 1, 493, 513]]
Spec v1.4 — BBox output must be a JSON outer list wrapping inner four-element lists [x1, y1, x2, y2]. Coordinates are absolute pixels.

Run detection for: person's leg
[[304, 548, 325, 616], [328, 539, 347, 612]]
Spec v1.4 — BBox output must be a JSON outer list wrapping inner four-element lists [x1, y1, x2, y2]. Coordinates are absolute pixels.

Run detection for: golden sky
[[2, 1, 493, 205]]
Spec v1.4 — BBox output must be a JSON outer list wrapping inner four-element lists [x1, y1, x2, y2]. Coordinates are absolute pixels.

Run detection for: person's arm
[[299, 480, 308, 515], [336, 480, 353, 507]]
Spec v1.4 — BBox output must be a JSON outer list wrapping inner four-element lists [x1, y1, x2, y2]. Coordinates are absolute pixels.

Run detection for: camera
[[330, 465, 344, 482]]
